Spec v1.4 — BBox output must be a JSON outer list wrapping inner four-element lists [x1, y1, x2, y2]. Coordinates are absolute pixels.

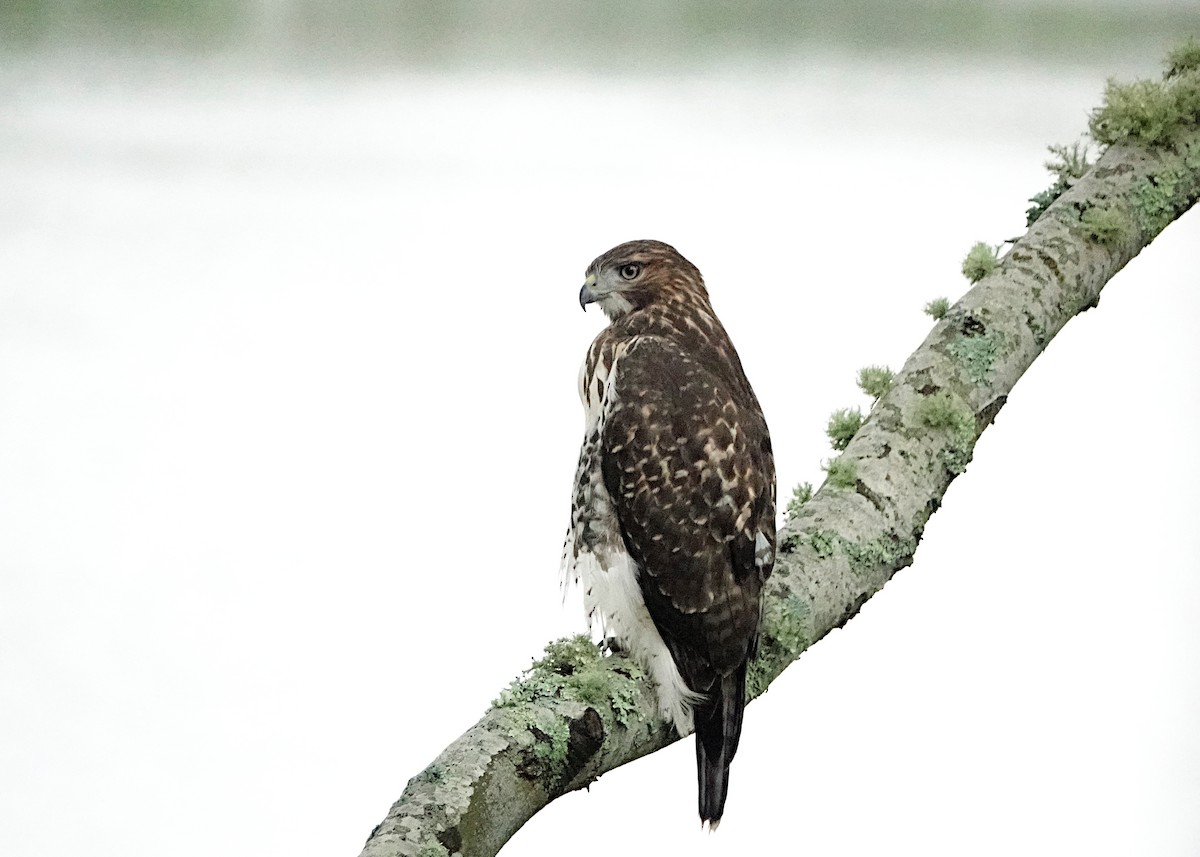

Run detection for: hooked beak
[[579, 273, 598, 311]]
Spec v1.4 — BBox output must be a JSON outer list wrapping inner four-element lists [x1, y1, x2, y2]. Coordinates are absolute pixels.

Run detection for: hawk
[[563, 239, 776, 828]]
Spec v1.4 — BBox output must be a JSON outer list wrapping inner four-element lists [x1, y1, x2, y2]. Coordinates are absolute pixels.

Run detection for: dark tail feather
[[695, 662, 747, 829]]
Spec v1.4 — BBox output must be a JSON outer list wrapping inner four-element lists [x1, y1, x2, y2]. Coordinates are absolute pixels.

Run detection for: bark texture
[[359, 104, 1199, 857]]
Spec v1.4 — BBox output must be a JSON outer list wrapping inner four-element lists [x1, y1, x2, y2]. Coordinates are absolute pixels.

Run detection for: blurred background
[[2, 2, 1198, 856], [3, 0, 1200, 67]]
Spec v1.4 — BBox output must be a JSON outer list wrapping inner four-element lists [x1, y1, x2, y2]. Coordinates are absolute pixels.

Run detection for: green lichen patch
[[916, 390, 971, 430], [947, 329, 1000, 384], [826, 407, 864, 451], [609, 679, 643, 729], [526, 709, 571, 775], [783, 525, 916, 581], [915, 390, 976, 475], [1165, 37, 1200, 80], [785, 481, 813, 521], [761, 592, 809, 656], [533, 636, 601, 675], [1026, 141, 1092, 225], [1089, 69, 1200, 147], [747, 590, 810, 699], [492, 635, 647, 768], [822, 455, 858, 489], [941, 441, 973, 476], [1079, 204, 1131, 245], [857, 365, 894, 401], [808, 528, 837, 558], [961, 242, 1000, 283], [841, 533, 918, 572], [578, 663, 643, 729], [924, 297, 951, 320], [1130, 154, 1200, 234]]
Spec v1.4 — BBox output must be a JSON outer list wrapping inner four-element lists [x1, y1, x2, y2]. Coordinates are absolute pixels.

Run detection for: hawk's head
[[580, 240, 709, 321]]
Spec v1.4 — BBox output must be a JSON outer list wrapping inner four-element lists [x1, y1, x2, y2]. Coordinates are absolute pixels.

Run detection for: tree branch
[[358, 65, 1200, 857]]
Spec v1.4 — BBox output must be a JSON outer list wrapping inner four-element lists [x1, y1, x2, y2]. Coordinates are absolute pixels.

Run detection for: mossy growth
[[857, 365, 894, 401], [822, 455, 857, 489], [1025, 186, 1059, 225], [924, 297, 951, 320], [808, 528, 837, 558], [915, 390, 967, 429], [779, 526, 915, 576], [841, 532, 918, 573], [1026, 141, 1092, 225], [947, 330, 1000, 383], [785, 481, 813, 521], [915, 391, 976, 475], [780, 524, 838, 555], [746, 590, 810, 699], [492, 636, 646, 777], [1047, 140, 1092, 179], [1090, 79, 1181, 146], [961, 242, 1000, 283], [826, 407, 863, 451], [1130, 159, 1199, 234], [526, 708, 571, 777], [536, 635, 603, 674], [1079, 204, 1131, 245], [1088, 57, 1200, 147], [1165, 37, 1200, 80]]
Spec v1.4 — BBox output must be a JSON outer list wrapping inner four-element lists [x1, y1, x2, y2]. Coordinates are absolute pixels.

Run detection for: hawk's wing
[[600, 334, 775, 693]]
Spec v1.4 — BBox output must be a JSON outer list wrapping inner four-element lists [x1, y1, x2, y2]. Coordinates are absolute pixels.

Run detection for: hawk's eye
[[618, 263, 641, 281]]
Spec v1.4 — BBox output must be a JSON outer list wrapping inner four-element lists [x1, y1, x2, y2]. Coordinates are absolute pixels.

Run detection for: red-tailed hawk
[[563, 240, 776, 828]]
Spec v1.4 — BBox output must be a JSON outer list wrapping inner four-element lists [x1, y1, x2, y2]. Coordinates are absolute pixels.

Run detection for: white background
[[2, 47, 1197, 856]]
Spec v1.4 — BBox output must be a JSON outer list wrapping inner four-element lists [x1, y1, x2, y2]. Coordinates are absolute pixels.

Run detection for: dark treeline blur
[[3, 0, 1199, 69]]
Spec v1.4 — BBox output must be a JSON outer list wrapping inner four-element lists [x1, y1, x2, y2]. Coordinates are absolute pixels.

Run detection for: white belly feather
[[562, 340, 702, 735]]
